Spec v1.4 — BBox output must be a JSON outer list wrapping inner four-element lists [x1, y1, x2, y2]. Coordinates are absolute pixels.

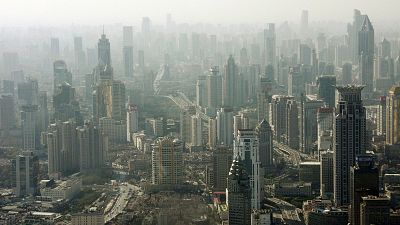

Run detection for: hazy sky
[[1, 0, 400, 26]]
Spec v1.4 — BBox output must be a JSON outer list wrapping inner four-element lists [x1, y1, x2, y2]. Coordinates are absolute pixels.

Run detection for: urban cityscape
[[1, 1, 400, 224]]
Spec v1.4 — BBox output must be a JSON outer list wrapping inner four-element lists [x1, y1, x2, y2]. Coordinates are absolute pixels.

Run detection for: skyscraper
[[207, 66, 222, 110], [123, 25, 134, 78], [257, 77, 272, 123], [342, 63, 353, 85], [270, 95, 294, 143], [320, 150, 334, 198], [53, 83, 82, 124], [264, 23, 276, 80], [151, 137, 183, 186], [127, 104, 139, 142], [223, 56, 238, 108], [74, 36, 86, 74], [317, 75, 336, 108], [50, 38, 60, 60], [386, 86, 400, 145], [0, 94, 16, 129], [234, 129, 263, 209], [286, 99, 299, 150], [53, 60, 73, 90], [349, 155, 379, 225], [334, 86, 367, 206], [227, 159, 252, 225], [216, 107, 234, 146], [21, 105, 38, 151], [300, 97, 324, 154], [300, 10, 309, 35], [377, 96, 387, 136], [212, 146, 233, 191], [358, 15, 374, 95], [11, 151, 39, 197], [256, 119, 274, 170], [95, 34, 113, 81]]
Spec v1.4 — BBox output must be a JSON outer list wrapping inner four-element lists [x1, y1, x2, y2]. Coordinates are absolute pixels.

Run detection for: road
[[164, 92, 210, 121], [104, 183, 141, 223], [273, 141, 303, 166]]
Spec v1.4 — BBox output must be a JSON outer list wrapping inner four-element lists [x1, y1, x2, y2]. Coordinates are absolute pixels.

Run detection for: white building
[[127, 104, 139, 142], [234, 129, 263, 210], [40, 177, 81, 202]]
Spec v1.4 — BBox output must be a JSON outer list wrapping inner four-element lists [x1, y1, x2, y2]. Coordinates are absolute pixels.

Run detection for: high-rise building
[[334, 85, 367, 206], [342, 63, 352, 85], [349, 155, 379, 225], [256, 119, 273, 170], [18, 78, 39, 106], [2, 52, 19, 78], [126, 104, 139, 142], [123, 26, 133, 47], [207, 66, 222, 110], [216, 107, 234, 146], [317, 75, 336, 108], [21, 105, 39, 151], [286, 99, 299, 150], [94, 34, 112, 82], [46, 120, 80, 178], [0, 94, 16, 129], [264, 23, 276, 80], [50, 38, 60, 60], [123, 46, 134, 78], [38, 91, 49, 133], [53, 60, 72, 90], [76, 122, 108, 171], [212, 146, 233, 191], [234, 129, 263, 209], [300, 10, 309, 35], [386, 86, 400, 145], [270, 95, 294, 143], [196, 76, 207, 108], [360, 196, 390, 225], [53, 83, 82, 124], [208, 118, 217, 149], [151, 137, 183, 186], [99, 117, 127, 144], [288, 66, 305, 100], [300, 97, 324, 154], [320, 150, 334, 198], [227, 159, 252, 225], [191, 114, 203, 147], [141, 17, 151, 34], [223, 56, 238, 108], [74, 36, 86, 74], [180, 106, 196, 143], [377, 96, 387, 136], [257, 77, 272, 123], [11, 151, 39, 197], [299, 44, 312, 65], [358, 15, 374, 95]]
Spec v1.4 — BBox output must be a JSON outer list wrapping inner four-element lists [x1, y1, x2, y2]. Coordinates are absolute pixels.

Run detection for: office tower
[[123, 26, 133, 46], [251, 43, 261, 65], [0, 94, 16, 129], [270, 95, 294, 143], [377, 96, 386, 136], [53, 83, 82, 124], [300, 97, 324, 154], [358, 15, 374, 94], [138, 50, 145, 69], [53, 60, 72, 90], [99, 117, 127, 144], [196, 76, 207, 108], [21, 105, 38, 151], [239, 48, 249, 66], [256, 119, 273, 170], [349, 155, 379, 225], [342, 63, 352, 85], [86, 48, 97, 69], [111, 80, 126, 121], [207, 66, 222, 110], [126, 104, 139, 142], [74, 37, 86, 74], [317, 107, 334, 137], [223, 56, 238, 108], [180, 106, 196, 143], [2, 52, 19, 77], [141, 17, 151, 34], [299, 44, 312, 65], [208, 118, 217, 149], [334, 86, 367, 206], [227, 159, 252, 225], [286, 99, 299, 150], [2, 80, 15, 95], [300, 10, 309, 34], [234, 129, 263, 209], [85, 73, 94, 104], [50, 38, 60, 60], [379, 38, 391, 58], [11, 151, 39, 197], [123, 46, 134, 78], [38, 91, 49, 132], [76, 122, 108, 171], [320, 150, 334, 198], [191, 32, 200, 59], [317, 75, 336, 107], [360, 196, 390, 225], [212, 146, 233, 191], [191, 114, 203, 146], [233, 112, 249, 138], [18, 78, 39, 106], [93, 34, 113, 83], [216, 107, 234, 146], [348, 9, 364, 63], [386, 86, 400, 145], [264, 23, 276, 79], [151, 137, 183, 186], [46, 121, 80, 178], [257, 77, 272, 123], [288, 66, 305, 100]]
